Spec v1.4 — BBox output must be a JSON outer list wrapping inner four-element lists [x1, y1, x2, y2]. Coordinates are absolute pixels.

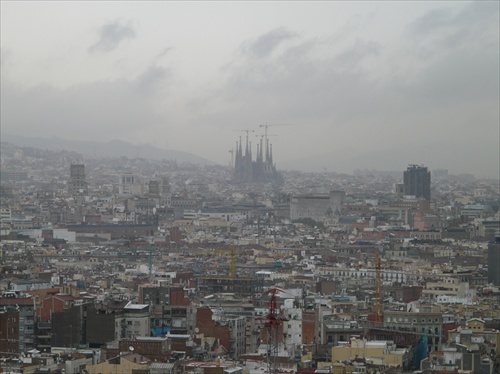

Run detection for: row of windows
[[126, 321, 142, 326], [386, 316, 440, 323], [384, 326, 440, 335]]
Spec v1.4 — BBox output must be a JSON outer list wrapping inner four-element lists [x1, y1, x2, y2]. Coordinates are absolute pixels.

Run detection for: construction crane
[[149, 241, 160, 283], [255, 134, 277, 161], [259, 124, 291, 160], [255, 133, 277, 143], [233, 129, 256, 137], [195, 246, 236, 279], [374, 252, 383, 326], [259, 123, 292, 136], [228, 246, 236, 279], [233, 129, 255, 151]]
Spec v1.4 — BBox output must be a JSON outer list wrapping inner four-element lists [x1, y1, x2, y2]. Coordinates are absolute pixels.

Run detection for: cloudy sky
[[1, 1, 499, 177]]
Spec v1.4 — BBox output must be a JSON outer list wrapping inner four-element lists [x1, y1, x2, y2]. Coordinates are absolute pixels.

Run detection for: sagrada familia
[[233, 137, 283, 185]]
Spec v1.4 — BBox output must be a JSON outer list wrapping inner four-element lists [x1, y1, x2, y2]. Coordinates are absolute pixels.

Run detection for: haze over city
[[1, 1, 499, 178]]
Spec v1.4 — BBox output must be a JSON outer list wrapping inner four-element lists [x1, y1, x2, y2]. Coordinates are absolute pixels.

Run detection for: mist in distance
[[1, 1, 498, 178]]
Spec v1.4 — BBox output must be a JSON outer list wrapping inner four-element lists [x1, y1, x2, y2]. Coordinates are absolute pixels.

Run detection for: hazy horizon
[[1, 1, 499, 178]]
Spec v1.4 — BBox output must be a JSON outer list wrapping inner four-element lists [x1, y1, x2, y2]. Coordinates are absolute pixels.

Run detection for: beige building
[[422, 278, 476, 304], [86, 353, 150, 374], [448, 318, 500, 351], [331, 338, 410, 369], [384, 304, 443, 352]]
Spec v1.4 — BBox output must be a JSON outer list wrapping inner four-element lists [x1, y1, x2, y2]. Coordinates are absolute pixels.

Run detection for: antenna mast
[[263, 287, 287, 374]]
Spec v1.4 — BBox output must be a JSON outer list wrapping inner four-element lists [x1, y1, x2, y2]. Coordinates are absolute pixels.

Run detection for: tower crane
[[233, 129, 255, 151], [229, 245, 236, 279], [148, 241, 163, 283], [259, 124, 291, 160], [194, 246, 237, 279], [259, 123, 292, 137], [255, 133, 278, 141], [374, 252, 383, 326]]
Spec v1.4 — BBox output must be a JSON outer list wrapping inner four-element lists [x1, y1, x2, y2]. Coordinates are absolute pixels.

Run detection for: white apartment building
[[282, 303, 303, 350], [115, 303, 151, 340]]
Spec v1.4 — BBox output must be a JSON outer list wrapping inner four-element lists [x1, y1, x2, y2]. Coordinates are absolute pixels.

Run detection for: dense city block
[[1, 143, 499, 374]]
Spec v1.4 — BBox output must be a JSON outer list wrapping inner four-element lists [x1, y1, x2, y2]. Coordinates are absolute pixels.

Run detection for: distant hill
[[1, 133, 216, 165]]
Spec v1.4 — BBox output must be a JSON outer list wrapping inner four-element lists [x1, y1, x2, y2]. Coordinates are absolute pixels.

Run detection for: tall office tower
[[68, 163, 87, 195], [403, 165, 431, 200], [488, 233, 500, 286]]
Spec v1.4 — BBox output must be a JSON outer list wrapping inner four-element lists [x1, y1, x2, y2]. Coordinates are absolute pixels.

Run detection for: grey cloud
[[223, 36, 383, 115], [133, 65, 171, 96], [400, 3, 499, 102], [408, 8, 453, 36], [191, 37, 387, 138], [3, 5, 497, 177], [452, 1, 499, 28], [333, 39, 381, 71], [247, 27, 297, 58], [0, 66, 170, 143], [331, 13, 366, 43], [186, 18, 498, 177], [407, 2, 498, 52], [155, 47, 173, 60], [89, 20, 136, 53]]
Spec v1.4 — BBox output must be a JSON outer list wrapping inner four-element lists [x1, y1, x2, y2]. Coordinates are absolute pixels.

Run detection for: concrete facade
[[290, 191, 345, 222]]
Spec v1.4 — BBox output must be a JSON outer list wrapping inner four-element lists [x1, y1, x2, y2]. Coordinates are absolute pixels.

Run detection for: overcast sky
[[1, 1, 499, 177]]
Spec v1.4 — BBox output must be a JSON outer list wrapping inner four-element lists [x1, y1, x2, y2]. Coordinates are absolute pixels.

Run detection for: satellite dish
[[129, 346, 135, 352], [194, 328, 199, 333]]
